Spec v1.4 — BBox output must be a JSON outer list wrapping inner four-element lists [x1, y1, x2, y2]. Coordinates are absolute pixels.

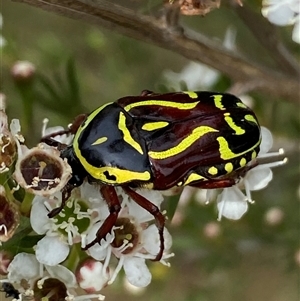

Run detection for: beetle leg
[[47, 183, 73, 218], [41, 113, 87, 145], [123, 186, 165, 262], [83, 185, 121, 250], [41, 137, 67, 151]]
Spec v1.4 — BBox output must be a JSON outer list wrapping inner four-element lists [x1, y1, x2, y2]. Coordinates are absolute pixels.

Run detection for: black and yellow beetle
[[44, 90, 261, 261]]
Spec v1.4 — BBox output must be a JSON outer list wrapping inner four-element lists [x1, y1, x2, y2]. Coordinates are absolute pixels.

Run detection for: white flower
[[13, 143, 72, 196], [217, 126, 286, 220], [163, 27, 237, 90], [262, 0, 300, 43], [164, 61, 219, 91], [87, 188, 173, 288], [30, 183, 104, 265]]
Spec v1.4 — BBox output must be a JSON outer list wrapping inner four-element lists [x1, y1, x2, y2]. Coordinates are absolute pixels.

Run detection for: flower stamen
[[108, 256, 125, 285]]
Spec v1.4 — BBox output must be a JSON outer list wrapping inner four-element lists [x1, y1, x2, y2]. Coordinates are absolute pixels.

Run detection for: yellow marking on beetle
[[149, 126, 218, 160], [237, 102, 247, 108], [118, 112, 144, 155], [124, 99, 199, 112], [225, 162, 234, 173], [142, 121, 169, 131], [91, 136, 108, 146], [183, 91, 198, 99], [212, 94, 225, 110], [240, 158, 247, 167], [245, 114, 258, 124], [83, 162, 150, 184], [183, 173, 205, 186], [100, 167, 151, 184], [251, 151, 257, 159], [224, 113, 245, 135], [74, 103, 112, 142], [74, 102, 112, 155], [217, 136, 261, 160], [208, 166, 218, 176]]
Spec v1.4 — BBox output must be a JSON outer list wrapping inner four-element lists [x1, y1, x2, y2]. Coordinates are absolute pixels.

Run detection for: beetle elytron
[[43, 90, 261, 261]]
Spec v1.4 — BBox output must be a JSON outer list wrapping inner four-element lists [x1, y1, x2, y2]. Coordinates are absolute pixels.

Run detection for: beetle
[[42, 90, 261, 261]]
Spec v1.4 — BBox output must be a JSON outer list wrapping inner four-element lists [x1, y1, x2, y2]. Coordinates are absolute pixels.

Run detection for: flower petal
[[35, 236, 69, 266], [45, 264, 77, 288], [259, 126, 273, 154], [244, 166, 273, 191], [88, 244, 109, 261], [217, 187, 248, 220], [86, 223, 112, 260], [126, 189, 164, 223], [262, 2, 295, 25], [7, 253, 39, 282], [142, 224, 172, 255], [123, 257, 151, 287], [30, 197, 51, 234], [292, 19, 300, 43]]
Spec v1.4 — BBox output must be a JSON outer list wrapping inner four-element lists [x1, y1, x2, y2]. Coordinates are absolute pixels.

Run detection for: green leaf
[[0, 216, 39, 255], [66, 57, 80, 105]]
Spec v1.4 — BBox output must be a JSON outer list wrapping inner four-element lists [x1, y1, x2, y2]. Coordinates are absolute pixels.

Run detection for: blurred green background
[[1, 1, 299, 301]]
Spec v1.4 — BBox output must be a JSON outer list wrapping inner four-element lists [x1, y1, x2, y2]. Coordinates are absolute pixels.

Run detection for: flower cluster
[[0, 93, 286, 300], [262, 0, 300, 43]]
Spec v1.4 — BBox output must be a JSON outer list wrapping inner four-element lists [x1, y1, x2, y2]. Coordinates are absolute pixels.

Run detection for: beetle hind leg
[[83, 186, 165, 262]]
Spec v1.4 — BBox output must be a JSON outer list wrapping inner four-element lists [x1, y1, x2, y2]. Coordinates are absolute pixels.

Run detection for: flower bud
[[264, 207, 284, 226], [203, 221, 221, 239], [11, 61, 35, 84], [0, 94, 17, 172], [0, 185, 20, 243], [76, 257, 110, 293]]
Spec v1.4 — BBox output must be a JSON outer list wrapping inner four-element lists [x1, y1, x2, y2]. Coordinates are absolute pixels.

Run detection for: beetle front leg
[[83, 185, 121, 250], [123, 186, 165, 262], [48, 183, 74, 218], [41, 113, 87, 145]]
